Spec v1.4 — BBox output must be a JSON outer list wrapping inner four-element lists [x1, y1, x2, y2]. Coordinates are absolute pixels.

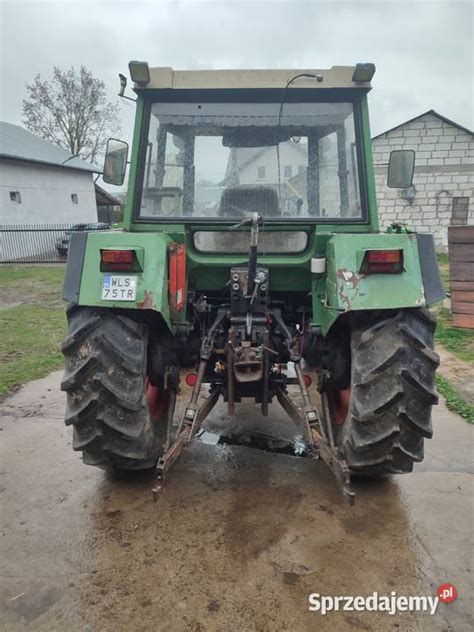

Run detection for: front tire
[[333, 309, 440, 476], [61, 306, 167, 470]]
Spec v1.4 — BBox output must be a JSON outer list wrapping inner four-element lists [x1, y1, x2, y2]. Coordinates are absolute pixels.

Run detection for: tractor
[[61, 62, 444, 502]]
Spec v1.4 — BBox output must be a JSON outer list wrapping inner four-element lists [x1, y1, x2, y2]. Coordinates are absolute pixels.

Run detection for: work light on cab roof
[[128, 60, 150, 85]]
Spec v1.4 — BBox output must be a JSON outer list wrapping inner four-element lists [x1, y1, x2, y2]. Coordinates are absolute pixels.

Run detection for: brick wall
[[372, 112, 474, 250]]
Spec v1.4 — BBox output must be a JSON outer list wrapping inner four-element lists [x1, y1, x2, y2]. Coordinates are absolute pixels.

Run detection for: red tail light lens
[[367, 250, 401, 263], [360, 249, 403, 274], [101, 249, 135, 271]]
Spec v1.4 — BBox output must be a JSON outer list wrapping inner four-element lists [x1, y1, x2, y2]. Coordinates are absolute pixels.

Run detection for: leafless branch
[[22, 66, 121, 164]]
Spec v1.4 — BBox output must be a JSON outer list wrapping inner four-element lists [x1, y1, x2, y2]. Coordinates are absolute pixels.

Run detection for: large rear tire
[[61, 306, 167, 470], [333, 308, 439, 476]]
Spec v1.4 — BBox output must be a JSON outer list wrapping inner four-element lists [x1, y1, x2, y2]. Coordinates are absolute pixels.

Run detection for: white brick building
[[372, 110, 473, 250]]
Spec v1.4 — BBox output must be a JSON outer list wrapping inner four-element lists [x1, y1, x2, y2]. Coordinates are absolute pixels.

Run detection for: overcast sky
[[1, 0, 472, 149]]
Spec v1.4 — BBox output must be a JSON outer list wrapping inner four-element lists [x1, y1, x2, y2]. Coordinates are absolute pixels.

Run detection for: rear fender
[[63, 230, 174, 329], [314, 232, 444, 335]]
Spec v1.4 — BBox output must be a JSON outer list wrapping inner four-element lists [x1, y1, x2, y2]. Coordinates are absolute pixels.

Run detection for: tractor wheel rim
[[329, 388, 351, 425], [145, 377, 169, 422]]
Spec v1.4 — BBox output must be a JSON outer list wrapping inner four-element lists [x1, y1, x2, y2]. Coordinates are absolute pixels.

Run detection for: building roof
[[372, 109, 473, 140], [0, 121, 98, 172], [95, 184, 123, 207]]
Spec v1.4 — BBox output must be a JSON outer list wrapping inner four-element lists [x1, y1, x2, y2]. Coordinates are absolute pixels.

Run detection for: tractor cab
[[105, 64, 383, 232]]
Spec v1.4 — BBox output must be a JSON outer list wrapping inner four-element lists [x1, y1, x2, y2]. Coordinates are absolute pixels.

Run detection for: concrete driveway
[[0, 371, 472, 631]]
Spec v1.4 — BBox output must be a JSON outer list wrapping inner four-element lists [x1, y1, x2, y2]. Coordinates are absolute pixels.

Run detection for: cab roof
[[135, 65, 373, 92]]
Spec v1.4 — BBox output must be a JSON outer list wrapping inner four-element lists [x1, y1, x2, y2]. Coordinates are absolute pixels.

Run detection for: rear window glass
[[193, 231, 308, 253]]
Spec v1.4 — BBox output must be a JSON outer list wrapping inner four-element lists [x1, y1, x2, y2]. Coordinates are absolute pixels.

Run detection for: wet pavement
[[0, 371, 473, 631]]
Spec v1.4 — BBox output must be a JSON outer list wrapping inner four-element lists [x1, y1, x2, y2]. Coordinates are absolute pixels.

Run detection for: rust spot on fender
[[338, 284, 351, 309], [335, 268, 367, 310], [336, 268, 363, 289], [138, 290, 155, 310]]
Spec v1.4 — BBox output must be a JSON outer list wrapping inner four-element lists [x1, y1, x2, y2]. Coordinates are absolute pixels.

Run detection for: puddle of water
[[197, 429, 311, 457], [197, 430, 220, 445]]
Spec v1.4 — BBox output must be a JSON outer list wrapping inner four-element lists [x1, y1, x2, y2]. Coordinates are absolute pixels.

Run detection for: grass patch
[[435, 307, 474, 366], [0, 265, 65, 310], [0, 305, 66, 396], [436, 253, 449, 266], [0, 265, 65, 288], [0, 265, 66, 397], [436, 253, 450, 294], [436, 375, 474, 423]]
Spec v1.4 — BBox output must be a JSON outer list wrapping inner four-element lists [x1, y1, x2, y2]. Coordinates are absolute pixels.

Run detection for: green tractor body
[[61, 64, 444, 500]]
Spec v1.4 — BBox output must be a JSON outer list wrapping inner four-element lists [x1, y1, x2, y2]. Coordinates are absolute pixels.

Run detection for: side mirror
[[387, 149, 415, 188], [103, 138, 129, 186]]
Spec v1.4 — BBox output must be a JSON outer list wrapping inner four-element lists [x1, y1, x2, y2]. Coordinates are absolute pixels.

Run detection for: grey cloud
[[1, 0, 472, 150]]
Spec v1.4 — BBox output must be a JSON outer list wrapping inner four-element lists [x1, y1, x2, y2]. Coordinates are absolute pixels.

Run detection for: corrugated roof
[[0, 121, 99, 172], [372, 110, 473, 140]]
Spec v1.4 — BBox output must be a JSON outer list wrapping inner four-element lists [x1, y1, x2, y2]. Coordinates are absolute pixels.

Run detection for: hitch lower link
[[152, 312, 226, 501], [274, 357, 355, 505], [272, 311, 354, 504], [152, 318, 355, 505]]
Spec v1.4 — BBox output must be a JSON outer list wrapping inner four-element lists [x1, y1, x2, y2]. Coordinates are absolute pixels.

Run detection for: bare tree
[[22, 66, 121, 164]]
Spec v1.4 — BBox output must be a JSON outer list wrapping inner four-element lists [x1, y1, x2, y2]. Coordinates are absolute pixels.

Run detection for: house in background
[[372, 110, 473, 250], [0, 121, 99, 226]]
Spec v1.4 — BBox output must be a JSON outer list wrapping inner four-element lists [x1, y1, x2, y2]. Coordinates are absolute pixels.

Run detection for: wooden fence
[[448, 225, 474, 329]]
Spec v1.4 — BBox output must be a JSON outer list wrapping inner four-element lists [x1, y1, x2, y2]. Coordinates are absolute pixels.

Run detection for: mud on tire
[[339, 308, 440, 476], [61, 306, 164, 470]]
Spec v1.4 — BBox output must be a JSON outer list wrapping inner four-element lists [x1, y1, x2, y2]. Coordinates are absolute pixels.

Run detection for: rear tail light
[[100, 249, 135, 271], [360, 249, 403, 274]]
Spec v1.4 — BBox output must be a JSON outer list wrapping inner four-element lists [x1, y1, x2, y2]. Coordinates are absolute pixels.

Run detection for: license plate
[[102, 275, 137, 301]]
